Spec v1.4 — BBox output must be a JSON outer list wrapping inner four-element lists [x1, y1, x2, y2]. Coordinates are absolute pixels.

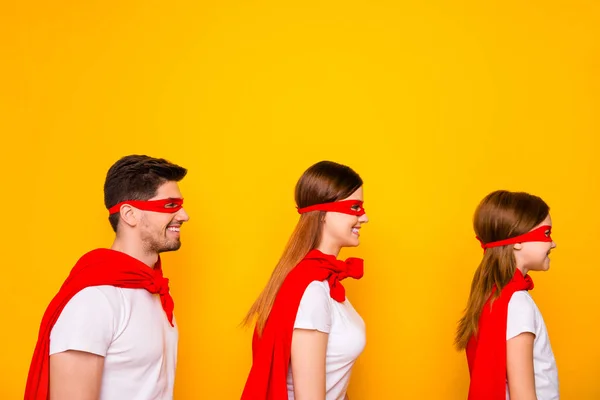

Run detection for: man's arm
[[49, 350, 104, 400], [49, 287, 114, 400]]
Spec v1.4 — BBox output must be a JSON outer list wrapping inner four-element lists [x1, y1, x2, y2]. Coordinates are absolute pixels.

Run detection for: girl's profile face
[[513, 214, 556, 274]]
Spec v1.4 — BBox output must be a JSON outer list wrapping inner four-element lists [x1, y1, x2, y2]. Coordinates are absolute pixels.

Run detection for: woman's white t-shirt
[[505, 291, 559, 400], [287, 280, 366, 400]]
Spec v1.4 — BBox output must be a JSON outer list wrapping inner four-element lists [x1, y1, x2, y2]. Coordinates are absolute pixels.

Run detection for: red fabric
[[297, 200, 366, 216], [466, 269, 534, 400], [241, 249, 363, 400], [476, 225, 552, 250], [108, 198, 184, 215], [24, 248, 174, 400]]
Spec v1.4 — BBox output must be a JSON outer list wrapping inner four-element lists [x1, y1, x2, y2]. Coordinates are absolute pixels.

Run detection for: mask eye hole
[[350, 203, 362, 212]]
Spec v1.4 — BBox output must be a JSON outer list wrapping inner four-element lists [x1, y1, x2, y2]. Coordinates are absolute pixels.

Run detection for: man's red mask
[[108, 198, 184, 215]]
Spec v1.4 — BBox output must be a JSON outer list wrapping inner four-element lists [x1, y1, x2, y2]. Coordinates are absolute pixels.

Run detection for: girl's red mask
[[477, 225, 552, 250]]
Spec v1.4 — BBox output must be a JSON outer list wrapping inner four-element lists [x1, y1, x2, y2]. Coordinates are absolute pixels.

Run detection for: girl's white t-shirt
[[505, 290, 559, 400]]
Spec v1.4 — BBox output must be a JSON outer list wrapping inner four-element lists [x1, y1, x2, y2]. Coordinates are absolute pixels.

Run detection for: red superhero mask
[[297, 200, 366, 216], [477, 225, 552, 250], [108, 198, 184, 215]]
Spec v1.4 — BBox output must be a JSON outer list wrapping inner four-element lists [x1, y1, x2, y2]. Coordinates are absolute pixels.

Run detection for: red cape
[[24, 248, 174, 400], [241, 249, 363, 400], [466, 269, 534, 400]]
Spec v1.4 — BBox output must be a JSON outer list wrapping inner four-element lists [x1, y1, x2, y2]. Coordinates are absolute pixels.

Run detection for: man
[[25, 154, 190, 400]]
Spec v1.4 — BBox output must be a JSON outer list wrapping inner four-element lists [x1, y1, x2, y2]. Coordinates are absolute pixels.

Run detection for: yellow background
[[2, 0, 598, 398]]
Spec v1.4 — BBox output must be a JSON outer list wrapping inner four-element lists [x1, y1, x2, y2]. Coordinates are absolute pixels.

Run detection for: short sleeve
[[293, 281, 332, 333], [506, 291, 537, 340], [49, 287, 115, 357]]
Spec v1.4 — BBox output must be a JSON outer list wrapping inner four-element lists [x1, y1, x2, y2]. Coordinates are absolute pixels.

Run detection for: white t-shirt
[[49, 286, 178, 400], [505, 291, 559, 400], [287, 280, 366, 400]]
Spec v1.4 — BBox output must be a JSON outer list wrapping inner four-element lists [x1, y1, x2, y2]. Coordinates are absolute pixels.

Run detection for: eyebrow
[[147, 197, 182, 202]]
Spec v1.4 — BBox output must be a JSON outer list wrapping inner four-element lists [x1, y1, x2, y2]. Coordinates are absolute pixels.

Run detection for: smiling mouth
[[167, 226, 180, 233]]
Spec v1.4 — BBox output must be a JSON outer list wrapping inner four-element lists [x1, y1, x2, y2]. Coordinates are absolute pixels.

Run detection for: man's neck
[[110, 238, 158, 268]]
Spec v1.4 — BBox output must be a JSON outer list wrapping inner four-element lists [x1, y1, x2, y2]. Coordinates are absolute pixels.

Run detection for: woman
[[242, 160, 369, 400]]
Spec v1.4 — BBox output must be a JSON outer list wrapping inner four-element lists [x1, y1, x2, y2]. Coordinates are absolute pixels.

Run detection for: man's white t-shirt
[[505, 291, 559, 400], [287, 280, 366, 400], [50, 285, 178, 400]]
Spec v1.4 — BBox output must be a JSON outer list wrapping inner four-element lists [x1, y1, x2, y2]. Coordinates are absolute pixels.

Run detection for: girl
[[242, 161, 369, 400], [456, 190, 559, 400]]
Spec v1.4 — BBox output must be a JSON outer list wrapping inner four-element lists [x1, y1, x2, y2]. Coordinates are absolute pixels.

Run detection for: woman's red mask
[[297, 200, 366, 216]]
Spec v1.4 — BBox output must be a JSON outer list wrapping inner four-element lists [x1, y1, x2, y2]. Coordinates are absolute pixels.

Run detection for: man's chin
[[158, 241, 182, 253]]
